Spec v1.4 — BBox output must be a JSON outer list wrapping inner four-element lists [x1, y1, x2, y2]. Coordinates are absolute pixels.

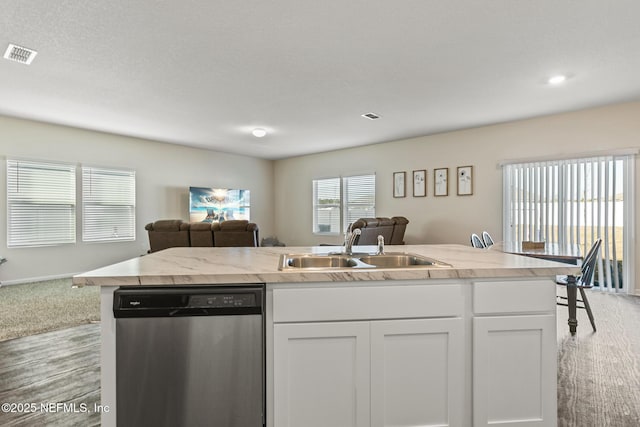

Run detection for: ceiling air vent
[[361, 112, 381, 120], [3, 44, 38, 65]]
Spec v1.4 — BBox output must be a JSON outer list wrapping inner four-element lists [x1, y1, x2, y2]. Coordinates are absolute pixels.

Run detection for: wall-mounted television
[[189, 187, 250, 223]]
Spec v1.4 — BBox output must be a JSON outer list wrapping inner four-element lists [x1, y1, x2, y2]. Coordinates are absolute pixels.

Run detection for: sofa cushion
[[189, 222, 214, 247], [146, 219, 190, 252], [146, 219, 190, 232], [190, 222, 213, 231], [220, 220, 250, 230]]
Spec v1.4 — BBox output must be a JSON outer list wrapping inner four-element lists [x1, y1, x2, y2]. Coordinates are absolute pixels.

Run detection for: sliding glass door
[[503, 155, 634, 292]]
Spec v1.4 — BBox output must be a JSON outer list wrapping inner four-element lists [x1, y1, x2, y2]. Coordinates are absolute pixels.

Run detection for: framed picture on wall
[[413, 169, 426, 197], [393, 171, 406, 198], [457, 166, 473, 196], [434, 168, 448, 196]]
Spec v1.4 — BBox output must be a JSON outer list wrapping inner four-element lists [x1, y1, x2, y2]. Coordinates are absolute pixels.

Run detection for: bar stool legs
[[567, 285, 578, 335], [579, 287, 597, 332]]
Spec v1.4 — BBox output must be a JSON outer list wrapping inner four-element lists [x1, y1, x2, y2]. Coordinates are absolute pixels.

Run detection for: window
[[7, 159, 76, 247], [503, 154, 634, 291], [313, 177, 341, 234], [313, 174, 375, 234], [343, 174, 376, 226], [82, 166, 136, 242]]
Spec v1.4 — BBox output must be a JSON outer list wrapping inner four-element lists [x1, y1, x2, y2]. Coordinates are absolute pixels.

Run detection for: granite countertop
[[72, 244, 579, 287]]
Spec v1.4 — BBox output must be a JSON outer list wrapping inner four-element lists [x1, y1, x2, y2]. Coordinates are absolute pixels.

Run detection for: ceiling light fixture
[[362, 112, 381, 120], [252, 128, 267, 138], [3, 43, 38, 65], [547, 75, 567, 85]]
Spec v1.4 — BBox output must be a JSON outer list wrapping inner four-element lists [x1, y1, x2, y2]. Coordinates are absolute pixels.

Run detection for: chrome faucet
[[343, 223, 354, 247], [376, 235, 385, 255], [344, 228, 361, 255]]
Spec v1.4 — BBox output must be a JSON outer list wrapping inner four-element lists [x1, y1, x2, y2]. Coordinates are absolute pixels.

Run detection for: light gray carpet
[[0, 278, 100, 342], [556, 289, 640, 427]]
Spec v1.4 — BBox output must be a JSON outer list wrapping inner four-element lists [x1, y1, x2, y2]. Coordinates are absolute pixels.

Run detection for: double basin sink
[[279, 252, 452, 270]]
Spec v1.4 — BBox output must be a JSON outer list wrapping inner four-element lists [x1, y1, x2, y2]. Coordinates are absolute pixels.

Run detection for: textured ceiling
[[1, 1, 639, 159]]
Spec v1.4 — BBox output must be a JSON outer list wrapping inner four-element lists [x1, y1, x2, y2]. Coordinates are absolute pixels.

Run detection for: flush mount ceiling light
[[547, 75, 567, 85], [3, 43, 38, 65], [252, 128, 267, 138], [361, 112, 381, 120]]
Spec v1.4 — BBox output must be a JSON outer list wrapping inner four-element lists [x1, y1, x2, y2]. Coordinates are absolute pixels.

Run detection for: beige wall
[[274, 102, 640, 293], [2, 102, 639, 290], [0, 116, 275, 283]]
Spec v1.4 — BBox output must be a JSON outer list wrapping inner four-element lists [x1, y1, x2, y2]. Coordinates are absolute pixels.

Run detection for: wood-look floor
[[556, 290, 640, 427], [1, 291, 638, 427], [0, 323, 100, 427]]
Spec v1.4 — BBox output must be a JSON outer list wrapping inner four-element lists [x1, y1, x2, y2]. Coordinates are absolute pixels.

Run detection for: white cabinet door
[[273, 322, 371, 427], [473, 315, 557, 427], [370, 318, 465, 427]]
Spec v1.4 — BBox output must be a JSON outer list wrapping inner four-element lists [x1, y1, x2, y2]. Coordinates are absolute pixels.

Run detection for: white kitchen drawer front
[[273, 284, 464, 322], [473, 280, 556, 315]]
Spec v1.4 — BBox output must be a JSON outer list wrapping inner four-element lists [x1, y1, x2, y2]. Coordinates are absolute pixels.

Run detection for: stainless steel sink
[[358, 253, 451, 268], [279, 252, 451, 270], [281, 254, 356, 269]]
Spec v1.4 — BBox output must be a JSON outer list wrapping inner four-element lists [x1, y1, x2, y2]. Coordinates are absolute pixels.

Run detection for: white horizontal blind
[[7, 159, 76, 247], [82, 166, 136, 242], [343, 174, 375, 227], [313, 175, 376, 234], [503, 155, 632, 291], [313, 178, 341, 233]]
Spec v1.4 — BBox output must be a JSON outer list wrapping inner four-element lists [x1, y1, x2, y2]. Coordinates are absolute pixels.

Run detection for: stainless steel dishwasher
[[113, 285, 265, 427]]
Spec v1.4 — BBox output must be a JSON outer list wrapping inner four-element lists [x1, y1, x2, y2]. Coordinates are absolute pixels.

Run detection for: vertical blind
[[503, 155, 632, 291], [313, 174, 376, 234], [7, 159, 76, 247], [82, 166, 136, 242]]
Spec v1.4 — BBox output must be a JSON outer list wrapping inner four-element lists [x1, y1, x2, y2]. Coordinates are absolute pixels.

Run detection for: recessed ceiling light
[[252, 128, 267, 138], [3, 43, 37, 65], [547, 75, 567, 85]]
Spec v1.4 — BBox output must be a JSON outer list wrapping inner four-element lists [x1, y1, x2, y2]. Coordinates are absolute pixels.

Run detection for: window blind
[[82, 166, 136, 242], [313, 178, 341, 233], [7, 159, 76, 247], [312, 174, 376, 234], [343, 174, 376, 227]]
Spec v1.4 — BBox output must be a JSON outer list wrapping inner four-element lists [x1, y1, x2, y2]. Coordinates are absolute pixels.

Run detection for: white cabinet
[[472, 280, 557, 427], [473, 315, 556, 427], [270, 279, 558, 427], [273, 321, 371, 427], [273, 316, 464, 427], [370, 318, 464, 427], [271, 283, 466, 427]]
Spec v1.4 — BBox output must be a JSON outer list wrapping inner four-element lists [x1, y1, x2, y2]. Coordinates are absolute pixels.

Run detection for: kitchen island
[[74, 244, 577, 427]]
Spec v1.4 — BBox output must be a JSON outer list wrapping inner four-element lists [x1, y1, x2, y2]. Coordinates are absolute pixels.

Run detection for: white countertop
[[72, 244, 579, 286]]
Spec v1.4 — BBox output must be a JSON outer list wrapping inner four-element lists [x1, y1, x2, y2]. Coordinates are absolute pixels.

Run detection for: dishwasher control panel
[[113, 285, 264, 318], [189, 294, 256, 308]]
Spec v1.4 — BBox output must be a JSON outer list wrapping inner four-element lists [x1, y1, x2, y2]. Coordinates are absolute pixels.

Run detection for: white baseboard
[[0, 272, 81, 286]]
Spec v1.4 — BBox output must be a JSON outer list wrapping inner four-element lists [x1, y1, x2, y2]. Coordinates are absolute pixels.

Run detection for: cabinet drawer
[[473, 280, 556, 315], [273, 284, 464, 322]]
